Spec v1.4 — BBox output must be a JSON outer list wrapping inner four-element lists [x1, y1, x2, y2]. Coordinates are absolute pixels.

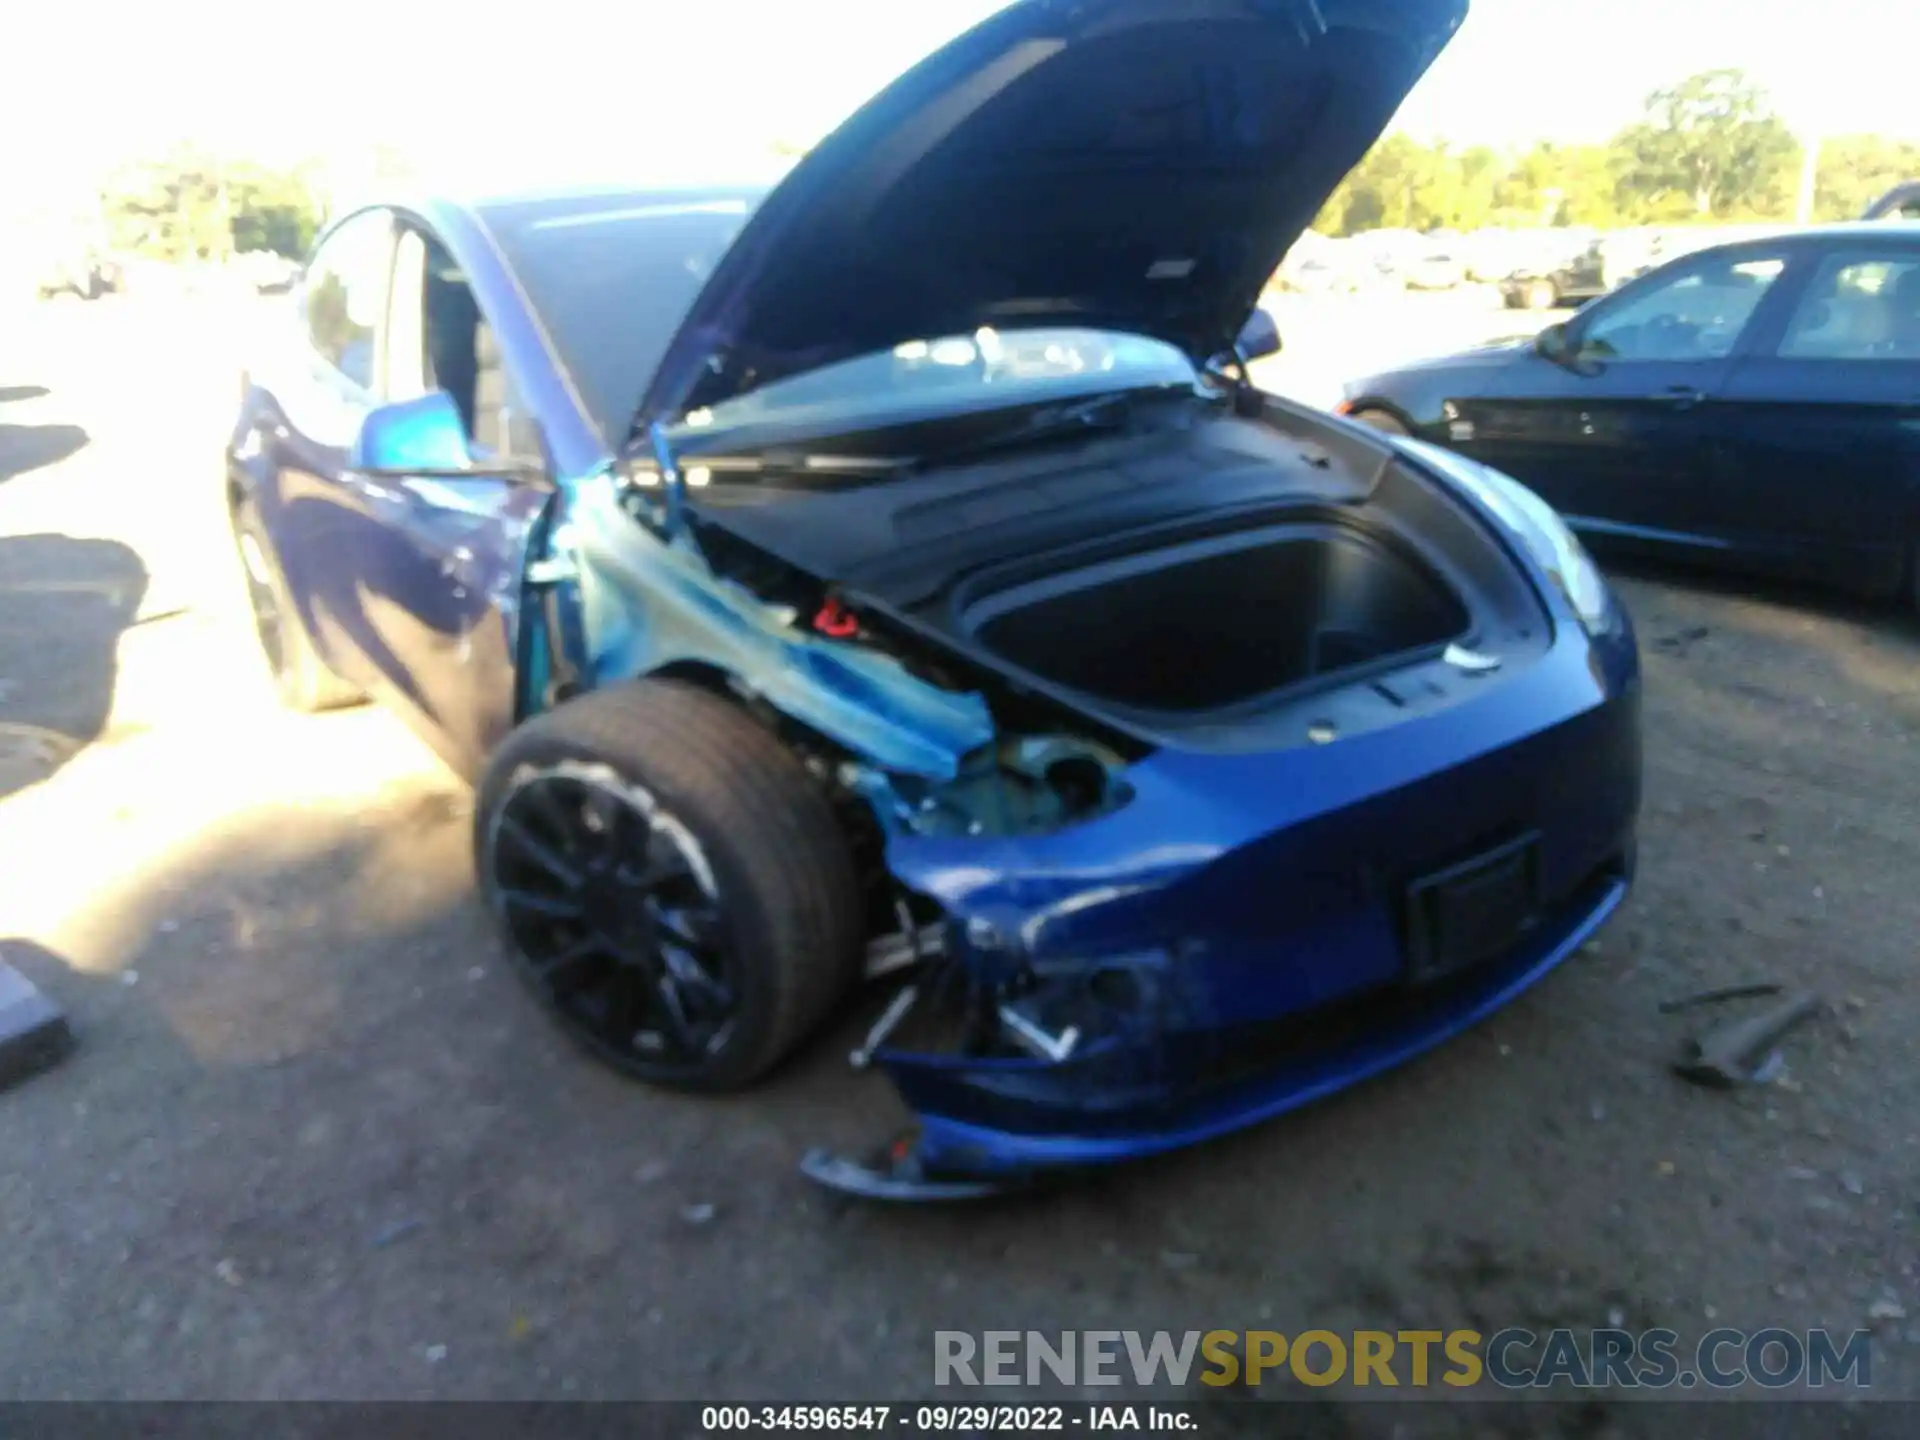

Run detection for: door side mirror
[[1535, 321, 1572, 362], [353, 391, 474, 475], [1235, 307, 1282, 361], [1537, 319, 1605, 377], [352, 390, 545, 483]]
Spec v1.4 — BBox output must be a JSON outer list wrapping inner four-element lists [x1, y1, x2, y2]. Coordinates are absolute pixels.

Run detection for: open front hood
[[629, 0, 1466, 439]]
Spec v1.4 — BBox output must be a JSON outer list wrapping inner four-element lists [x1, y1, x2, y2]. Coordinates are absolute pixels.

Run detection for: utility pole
[[1795, 129, 1821, 226]]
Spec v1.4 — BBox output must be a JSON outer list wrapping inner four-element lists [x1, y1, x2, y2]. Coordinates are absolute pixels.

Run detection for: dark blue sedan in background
[[224, 0, 1643, 1199], [1341, 224, 1920, 603]]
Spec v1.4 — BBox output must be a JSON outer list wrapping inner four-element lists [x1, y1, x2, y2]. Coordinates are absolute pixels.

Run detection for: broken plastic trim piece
[[0, 952, 75, 1093], [1672, 989, 1823, 1089], [1658, 981, 1783, 1015], [996, 1001, 1080, 1063], [864, 897, 946, 979], [799, 1136, 1028, 1201], [850, 986, 919, 1069]]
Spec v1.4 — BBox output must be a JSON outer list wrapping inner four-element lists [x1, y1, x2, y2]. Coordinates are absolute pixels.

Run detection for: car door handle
[[1654, 385, 1706, 410]]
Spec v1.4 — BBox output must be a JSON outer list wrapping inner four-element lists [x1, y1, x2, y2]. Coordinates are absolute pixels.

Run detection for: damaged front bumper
[[803, 623, 1641, 1198]]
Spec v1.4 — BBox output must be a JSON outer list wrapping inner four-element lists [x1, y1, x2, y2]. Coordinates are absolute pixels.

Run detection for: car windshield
[[479, 190, 761, 440], [682, 328, 1199, 442], [484, 192, 1199, 448]]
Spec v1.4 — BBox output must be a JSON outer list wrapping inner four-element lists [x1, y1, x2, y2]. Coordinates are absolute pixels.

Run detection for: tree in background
[[226, 161, 327, 258], [1312, 68, 1896, 238], [1813, 134, 1920, 220], [103, 148, 228, 261], [1611, 69, 1797, 219], [102, 147, 325, 262]]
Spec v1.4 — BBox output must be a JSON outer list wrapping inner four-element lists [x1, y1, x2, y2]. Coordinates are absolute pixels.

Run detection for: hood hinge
[[1226, 348, 1264, 418], [647, 420, 689, 537]]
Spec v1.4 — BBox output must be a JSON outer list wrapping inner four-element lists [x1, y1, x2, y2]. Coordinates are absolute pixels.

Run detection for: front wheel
[[474, 681, 866, 1091]]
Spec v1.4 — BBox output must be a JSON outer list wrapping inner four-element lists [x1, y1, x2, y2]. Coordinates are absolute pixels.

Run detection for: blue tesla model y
[[224, 0, 1641, 1197]]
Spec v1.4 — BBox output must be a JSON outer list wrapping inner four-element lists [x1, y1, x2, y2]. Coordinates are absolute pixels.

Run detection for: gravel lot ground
[[1, 286, 1916, 1422]]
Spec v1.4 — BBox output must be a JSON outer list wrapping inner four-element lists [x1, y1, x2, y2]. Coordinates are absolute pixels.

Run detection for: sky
[[3, 0, 1915, 205]]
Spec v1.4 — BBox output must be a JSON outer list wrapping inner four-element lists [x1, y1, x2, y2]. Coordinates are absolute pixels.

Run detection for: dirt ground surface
[[2, 289, 1917, 1424]]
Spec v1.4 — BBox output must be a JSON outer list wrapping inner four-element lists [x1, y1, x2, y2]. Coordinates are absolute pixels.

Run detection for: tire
[[231, 496, 364, 712], [1350, 408, 1410, 437], [1526, 279, 1558, 311], [474, 680, 866, 1091]]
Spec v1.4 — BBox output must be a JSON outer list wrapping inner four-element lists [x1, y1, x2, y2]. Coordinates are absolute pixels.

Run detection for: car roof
[[1863, 181, 1920, 219], [1633, 222, 1920, 267], [462, 181, 772, 222], [362, 183, 761, 238], [1787, 220, 1920, 243]]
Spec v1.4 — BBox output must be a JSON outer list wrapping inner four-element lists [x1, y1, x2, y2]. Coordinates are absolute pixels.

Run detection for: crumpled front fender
[[562, 477, 994, 777]]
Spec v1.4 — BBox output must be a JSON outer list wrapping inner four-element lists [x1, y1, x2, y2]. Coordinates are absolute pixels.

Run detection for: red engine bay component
[[812, 596, 861, 639]]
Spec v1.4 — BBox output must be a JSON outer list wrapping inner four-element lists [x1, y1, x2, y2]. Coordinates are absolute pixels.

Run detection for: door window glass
[[1581, 254, 1785, 362], [1778, 253, 1920, 360], [389, 227, 532, 459], [304, 210, 393, 390]]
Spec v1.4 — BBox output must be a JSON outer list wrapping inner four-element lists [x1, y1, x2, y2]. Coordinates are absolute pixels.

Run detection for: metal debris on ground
[[1658, 981, 1784, 1014], [1671, 989, 1825, 1089], [0, 948, 75, 1092], [1653, 625, 1711, 653], [371, 1217, 424, 1249]]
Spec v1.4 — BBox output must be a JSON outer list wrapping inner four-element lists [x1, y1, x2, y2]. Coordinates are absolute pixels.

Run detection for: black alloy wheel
[[488, 762, 740, 1075], [474, 681, 866, 1091]]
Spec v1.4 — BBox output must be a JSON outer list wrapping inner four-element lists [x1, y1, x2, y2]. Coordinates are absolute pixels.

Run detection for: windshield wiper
[[635, 385, 1199, 489], [633, 451, 911, 486], [909, 386, 1193, 473]]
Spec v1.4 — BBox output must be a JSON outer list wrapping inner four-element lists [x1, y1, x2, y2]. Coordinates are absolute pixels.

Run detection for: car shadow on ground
[[4, 760, 1902, 1422], [1598, 551, 1920, 716], [0, 783, 1691, 1419], [1596, 549, 1907, 630], [0, 384, 88, 484], [0, 532, 148, 799], [2, 559, 1915, 1411]]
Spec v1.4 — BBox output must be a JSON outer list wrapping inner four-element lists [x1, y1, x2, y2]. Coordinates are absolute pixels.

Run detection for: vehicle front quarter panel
[[559, 476, 995, 779]]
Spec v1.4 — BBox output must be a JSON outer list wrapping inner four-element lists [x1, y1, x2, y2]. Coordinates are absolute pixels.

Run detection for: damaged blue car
[[224, 0, 1641, 1198]]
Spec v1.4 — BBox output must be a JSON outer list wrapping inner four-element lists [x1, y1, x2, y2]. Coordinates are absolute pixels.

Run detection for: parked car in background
[[16, 215, 119, 301], [1460, 230, 1544, 285], [1403, 250, 1467, 290], [1499, 268, 1563, 311], [1278, 255, 1353, 295], [1341, 223, 1920, 603], [223, 0, 1641, 1200], [1277, 246, 1390, 296], [1864, 182, 1920, 221], [233, 250, 302, 295], [1502, 232, 1655, 310]]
